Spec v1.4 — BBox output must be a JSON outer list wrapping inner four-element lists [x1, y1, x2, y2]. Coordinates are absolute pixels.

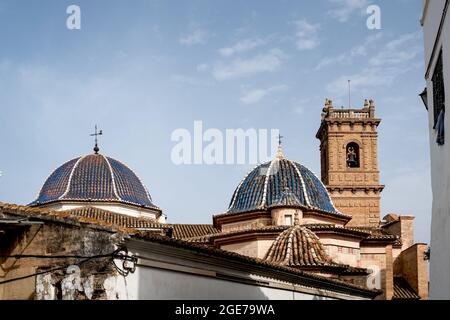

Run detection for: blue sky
[[0, 0, 431, 243]]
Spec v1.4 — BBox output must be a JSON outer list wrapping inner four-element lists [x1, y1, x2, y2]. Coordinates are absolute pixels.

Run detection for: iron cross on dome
[[90, 125, 103, 154]]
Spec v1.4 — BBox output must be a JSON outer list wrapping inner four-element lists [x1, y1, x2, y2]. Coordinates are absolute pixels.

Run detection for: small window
[[346, 142, 360, 168], [432, 51, 445, 145], [284, 214, 293, 226]]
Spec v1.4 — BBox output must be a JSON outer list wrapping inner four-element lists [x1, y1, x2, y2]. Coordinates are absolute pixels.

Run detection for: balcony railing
[[330, 110, 370, 119]]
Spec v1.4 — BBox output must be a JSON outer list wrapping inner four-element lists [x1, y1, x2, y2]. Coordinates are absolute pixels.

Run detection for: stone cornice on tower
[[316, 99, 381, 140]]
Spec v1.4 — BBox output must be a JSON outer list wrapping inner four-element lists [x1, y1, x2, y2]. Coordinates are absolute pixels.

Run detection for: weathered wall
[[0, 220, 123, 300], [319, 235, 361, 267], [220, 218, 272, 233], [393, 243, 429, 299], [359, 245, 393, 300], [383, 216, 415, 250]]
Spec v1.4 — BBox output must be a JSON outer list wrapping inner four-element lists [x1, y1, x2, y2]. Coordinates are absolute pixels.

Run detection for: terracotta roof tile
[[354, 227, 400, 244], [185, 225, 288, 243], [305, 224, 371, 237], [132, 232, 380, 298], [264, 226, 334, 267], [186, 224, 373, 244], [0, 202, 378, 298], [214, 208, 352, 222], [1, 202, 220, 240], [393, 277, 420, 300], [264, 225, 368, 275], [63, 207, 167, 230], [171, 224, 220, 239], [0, 202, 134, 234]]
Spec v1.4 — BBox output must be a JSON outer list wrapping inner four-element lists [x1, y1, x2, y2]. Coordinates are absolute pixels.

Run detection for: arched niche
[[346, 142, 360, 168]]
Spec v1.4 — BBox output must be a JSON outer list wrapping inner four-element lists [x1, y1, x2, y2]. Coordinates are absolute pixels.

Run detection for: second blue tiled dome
[[228, 158, 337, 214]]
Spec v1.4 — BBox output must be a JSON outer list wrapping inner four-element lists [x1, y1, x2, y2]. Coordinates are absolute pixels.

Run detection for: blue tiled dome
[[228, 158, 337, 214], [29, 154, 158, 209]]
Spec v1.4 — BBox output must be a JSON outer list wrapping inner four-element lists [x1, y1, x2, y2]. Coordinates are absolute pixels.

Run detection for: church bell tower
[[316, 98, 384, 227]]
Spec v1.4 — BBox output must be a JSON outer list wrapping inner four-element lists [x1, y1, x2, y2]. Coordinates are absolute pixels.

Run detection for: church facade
[[0, 99, 428, 300]]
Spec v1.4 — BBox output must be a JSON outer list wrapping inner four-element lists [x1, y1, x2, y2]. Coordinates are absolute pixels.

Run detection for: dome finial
[[277, 133, 284, 159], [90, 125, 103, 154]]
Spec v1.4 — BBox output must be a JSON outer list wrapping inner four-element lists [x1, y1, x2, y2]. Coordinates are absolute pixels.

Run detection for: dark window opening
[[321, 145, 328, 183], [346, 142, 360, 168], [432, 51, 445, 145]]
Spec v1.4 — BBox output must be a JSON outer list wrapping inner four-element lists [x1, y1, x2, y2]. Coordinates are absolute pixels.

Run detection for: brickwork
[[316, 99, 384, 227], [359, 245, 391, 300], [383, 215, 415, 250], [394, 243, 429, 299]]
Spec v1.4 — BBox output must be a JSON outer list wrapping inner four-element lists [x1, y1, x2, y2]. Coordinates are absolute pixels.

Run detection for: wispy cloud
[[196, 64, 209, 72], [171, 74, 211, 86], [212, 48, 286, 81], [326, 67, 397, 95], [293, 106, 304, 115], [315, 33, 382, 70], [292, 19, 320, 50], [219, 37, 268, 57], [369, 33, 422, 67], [179, 29, 210, 46], [239, 84, 288, 105], [327, 0, 369, 22], [326, 32, 422, 96]]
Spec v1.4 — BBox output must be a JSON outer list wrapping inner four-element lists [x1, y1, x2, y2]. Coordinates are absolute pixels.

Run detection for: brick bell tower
[[316, 98, 384, 227]]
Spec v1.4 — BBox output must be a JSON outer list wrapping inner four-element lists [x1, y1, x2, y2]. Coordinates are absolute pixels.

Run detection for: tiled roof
[[63, 207, 167, 230], [393, 277, 420, 300], [0, 202, 134, 233], [264, 225, 335, 267], [306, 224, 371, 237], [186, 224, 372, 244], [132, 232, 381, 298], [1, 202, 219, 239], [1, 202, 377, 298], [269, 189, 303, 208], [171, 224, 220, 239], [227, 158, 338, 214], [186, 225, 289, 243], [214, 207, 352, 224], [263, 225, 368, 275], [29, 154, 159, 210], [354, 227, 400, 244]]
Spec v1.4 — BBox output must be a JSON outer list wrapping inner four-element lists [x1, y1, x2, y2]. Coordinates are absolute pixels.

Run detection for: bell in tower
[[346, 143, 360, 168]]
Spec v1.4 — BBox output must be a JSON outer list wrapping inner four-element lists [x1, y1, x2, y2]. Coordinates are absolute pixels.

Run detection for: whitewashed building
[[421, 0, 450, 300]]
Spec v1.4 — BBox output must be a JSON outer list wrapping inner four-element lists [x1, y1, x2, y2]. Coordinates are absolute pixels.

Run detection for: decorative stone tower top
[[316, 98, 384, 227], [320, 98, 376, 122]]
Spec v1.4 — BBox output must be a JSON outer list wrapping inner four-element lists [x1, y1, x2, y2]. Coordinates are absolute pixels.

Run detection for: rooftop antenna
[[90, 125, 103, 154], [348, 79, 351, 109]]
